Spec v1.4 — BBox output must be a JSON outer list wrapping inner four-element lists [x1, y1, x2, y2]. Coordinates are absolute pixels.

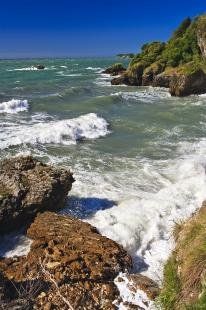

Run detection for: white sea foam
[[0, 99, 28, 114], [86, 155, 206, 285], [94, 73, 112, 86], [112, 87, 171, 103], [0, 232, 32, 258], [114, 273, 156, 309], [86, 66, 102, 72], [0, 113, 109, 149], [7, 66, 39, 71]]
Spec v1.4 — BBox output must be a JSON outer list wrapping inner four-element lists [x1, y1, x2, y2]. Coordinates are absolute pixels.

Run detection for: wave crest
[[0, 113, 109, 149], [0, 99, 28, 114]]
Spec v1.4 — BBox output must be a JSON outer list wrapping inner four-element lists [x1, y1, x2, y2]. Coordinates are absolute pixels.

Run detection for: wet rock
[[126, 274, 159, 301], [35, 65, 45, 70], [0, 156, 74, 233], [1, 212, 132, 309], [111, 73, 131, 85]]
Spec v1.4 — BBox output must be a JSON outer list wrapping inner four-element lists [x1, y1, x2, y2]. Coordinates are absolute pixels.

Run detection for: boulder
[[0, 212, 132, 309], [0, 156, 74, 233], [111, 73, 130, 85], [153, 72, 172, 88], [169, 63, 206, 96], [103, 63, 126, 76]]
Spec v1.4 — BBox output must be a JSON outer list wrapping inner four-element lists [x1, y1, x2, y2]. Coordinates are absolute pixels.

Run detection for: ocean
[[1, 57, 206, 292]]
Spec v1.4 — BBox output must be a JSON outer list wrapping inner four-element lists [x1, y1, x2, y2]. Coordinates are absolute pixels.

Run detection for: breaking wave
[[0, 113, 109, 149], [112, 87, 171, 103], [0, 99, 28, 114]]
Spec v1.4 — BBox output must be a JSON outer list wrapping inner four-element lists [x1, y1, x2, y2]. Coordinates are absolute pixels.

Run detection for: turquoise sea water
[[1, 57, 206, 286]]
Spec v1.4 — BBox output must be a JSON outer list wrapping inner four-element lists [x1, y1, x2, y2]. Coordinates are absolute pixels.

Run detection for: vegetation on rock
[[109, 13, 206, 96], [159, 203, 206, 309], [103, 63, 126, 75]]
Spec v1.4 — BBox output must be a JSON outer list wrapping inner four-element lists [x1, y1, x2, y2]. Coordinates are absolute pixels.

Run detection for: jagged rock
[[126, 274, 159, 300], [0, 156, 74, 233], [0, 212, 132, 309], [142, 61, 165, 86], [152, 72, 172, 88], [103, 63, 126, 76], [111, 62, 146, 86], [111, 73, 131, 85]]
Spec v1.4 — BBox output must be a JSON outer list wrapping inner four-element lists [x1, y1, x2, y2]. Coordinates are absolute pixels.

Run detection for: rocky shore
[[0, 156, 158, 309], [106, 14, 206, 97]]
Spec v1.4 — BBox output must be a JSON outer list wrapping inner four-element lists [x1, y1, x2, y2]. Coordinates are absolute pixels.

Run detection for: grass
[[159, 204, 206, 309], [158, 256, 181, 310]]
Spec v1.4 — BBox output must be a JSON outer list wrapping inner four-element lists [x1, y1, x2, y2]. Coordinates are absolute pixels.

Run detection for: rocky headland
[[107, 14, 206, 96]]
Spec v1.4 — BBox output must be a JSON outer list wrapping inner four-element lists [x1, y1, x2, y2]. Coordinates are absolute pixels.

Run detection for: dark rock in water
[[111, 73, 130, 85], [0, 156, 74, 234], [0, 211, 132, 309], [35, 64, 45, 70], [103, 63, 126, 76]]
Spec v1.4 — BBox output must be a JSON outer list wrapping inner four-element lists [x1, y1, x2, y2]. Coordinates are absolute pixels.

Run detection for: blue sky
[[0, 0, 205, 58]]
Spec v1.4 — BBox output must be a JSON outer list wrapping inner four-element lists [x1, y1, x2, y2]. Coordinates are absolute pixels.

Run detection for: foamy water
[[0, 113, 109, 149], [1, 57, 206, 309], [0, 99, 28, 114]]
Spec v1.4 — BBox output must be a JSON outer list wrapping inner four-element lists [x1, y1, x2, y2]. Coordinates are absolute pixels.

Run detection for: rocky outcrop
[[110, 14, 206, 96], [165, 62, 206, 96], [103, 63, 126, 76], [142, 61, 165, 86], [0, 212, 132, 309], [0, 156, 74, 233], [169, 68, 206, 96], [153, 72, 172, 88]]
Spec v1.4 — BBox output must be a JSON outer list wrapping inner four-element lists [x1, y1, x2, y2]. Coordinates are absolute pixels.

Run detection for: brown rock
[[153, 72, 172, 88], [1, 212, 132, 309], [103, 63, 126, 75], [0, 156, 74, 233], [127, 274, 159, 300], [169, 68, 206, 96]]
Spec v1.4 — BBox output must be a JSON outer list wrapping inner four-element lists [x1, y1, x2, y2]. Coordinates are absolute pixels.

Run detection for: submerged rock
[[0, 211, 132, 309], [0, 156, 74, 233], [35, 65, 45, 70]]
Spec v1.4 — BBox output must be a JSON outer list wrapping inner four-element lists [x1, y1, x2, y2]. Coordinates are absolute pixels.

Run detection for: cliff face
[[197, 15, 206, 57], [110, 13, 206, 96]]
